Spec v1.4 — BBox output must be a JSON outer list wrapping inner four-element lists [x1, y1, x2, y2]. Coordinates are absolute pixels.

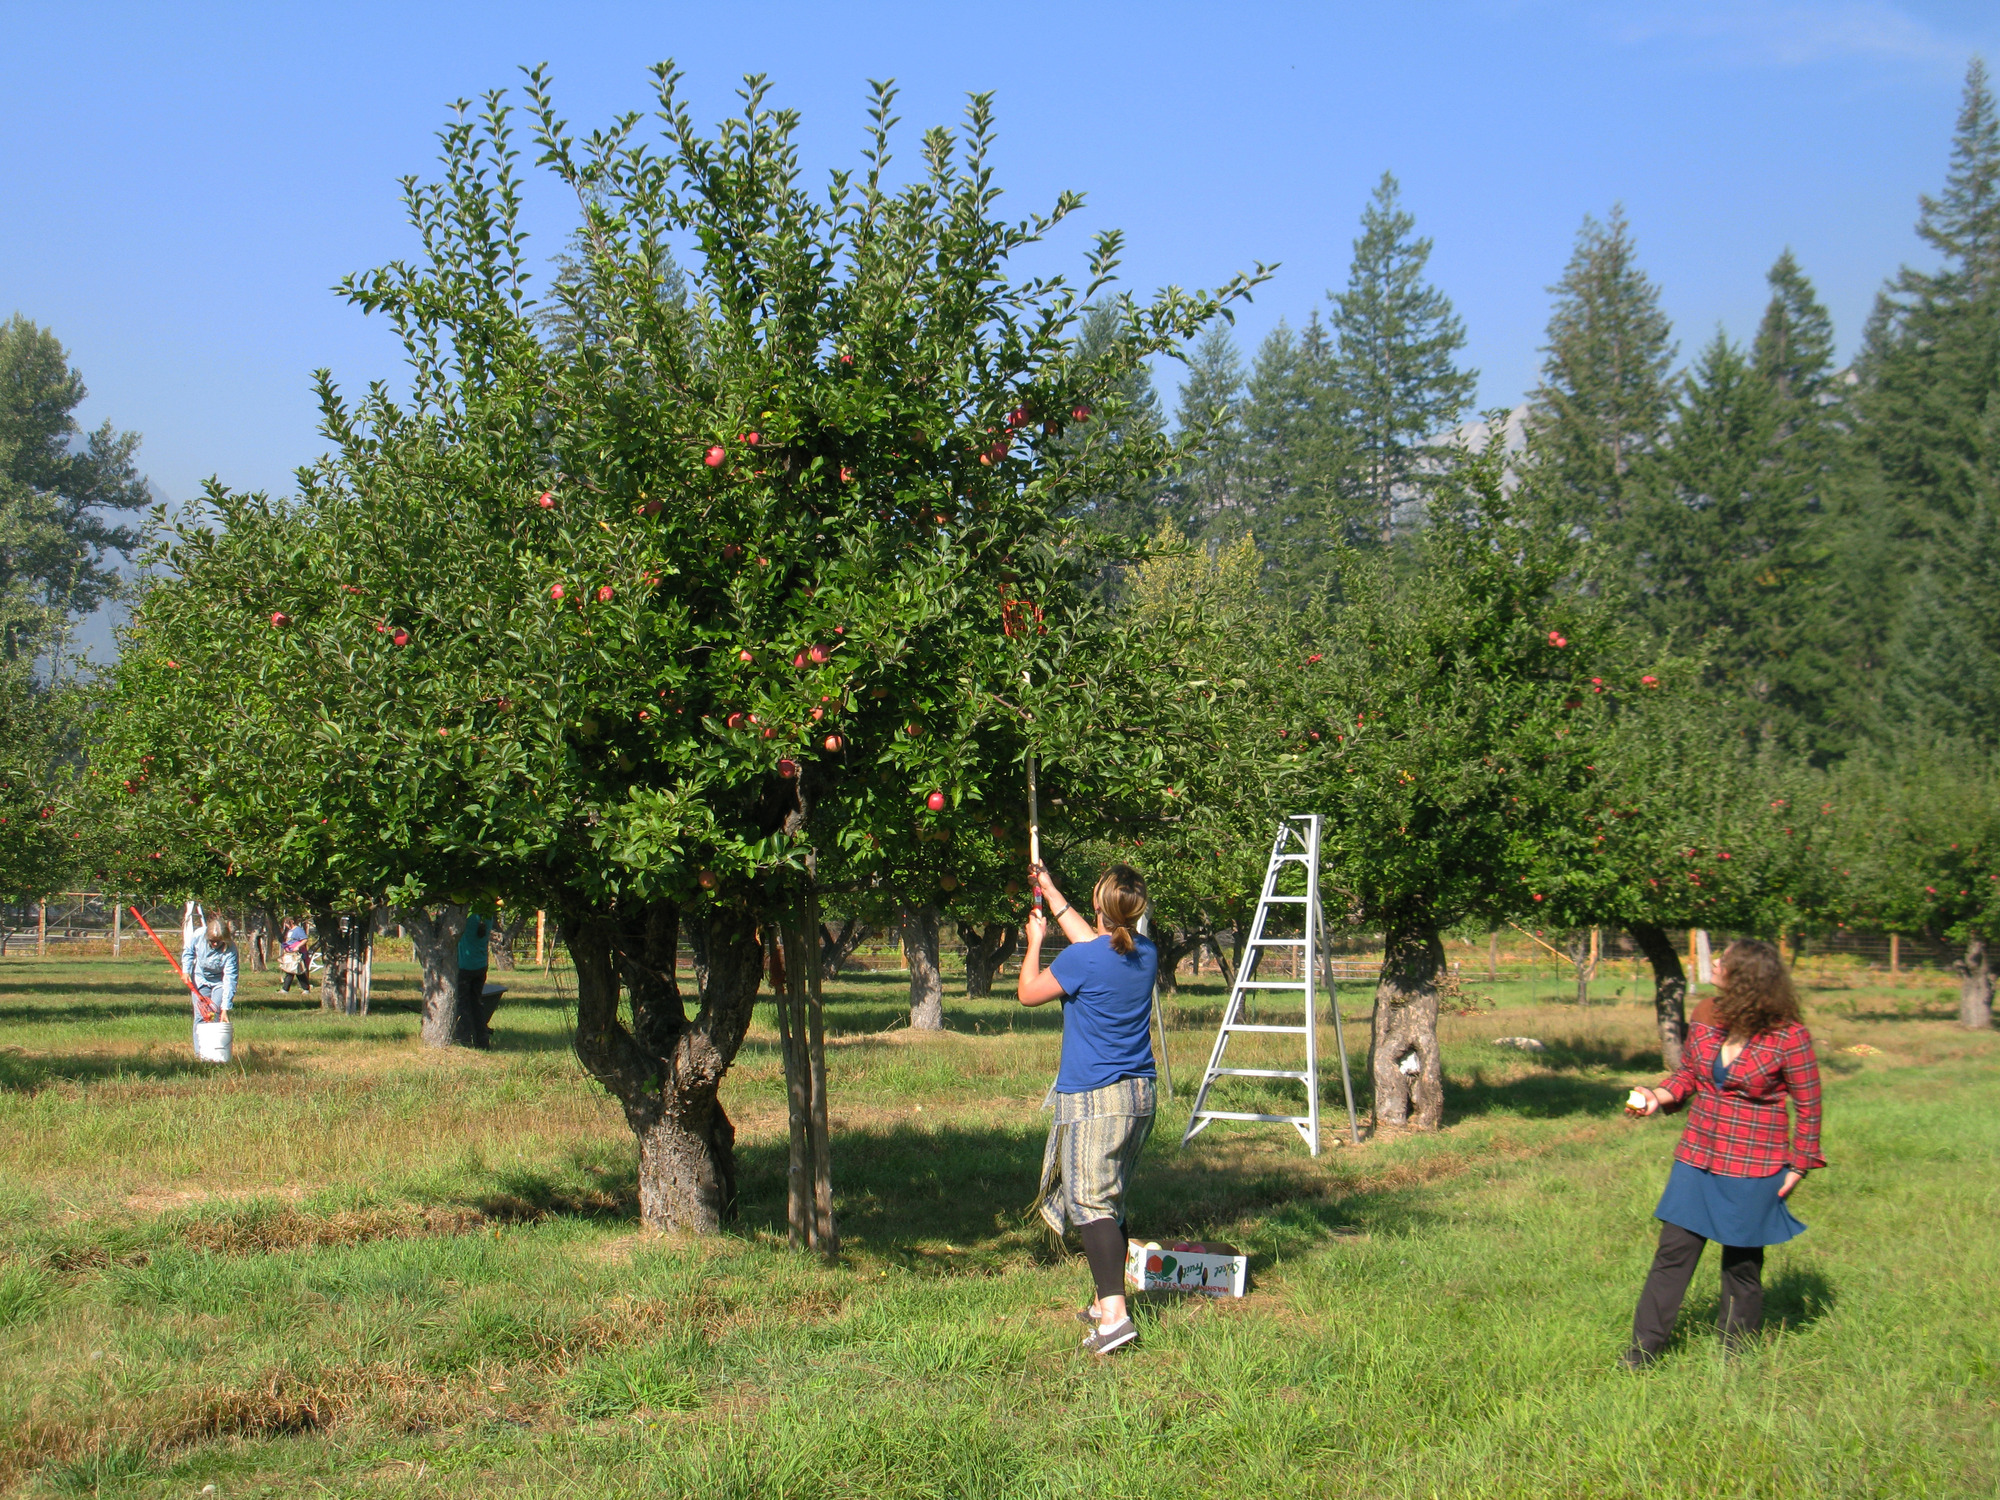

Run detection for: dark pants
[[1078, 1217, 1128, 1301], [1632, 1221, 1764, 1353], [454, 966, 494, 1048]]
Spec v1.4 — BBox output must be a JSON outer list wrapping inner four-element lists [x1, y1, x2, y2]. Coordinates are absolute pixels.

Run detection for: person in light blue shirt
[[455, 908, 497, 1047], [1018, 862, 1157, 1357], [181, 915, 239, 1032]]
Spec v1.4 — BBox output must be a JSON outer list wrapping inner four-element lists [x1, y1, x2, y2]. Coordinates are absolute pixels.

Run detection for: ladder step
[[1250, 937, 1306, 947], [1191, 1110, 1313, 1125], [1237, 981, 1308, 990], [1262, 895, 1308, 904], [1214, 1067, 1310, 1079], [1220, 1024, 1310, 1034]]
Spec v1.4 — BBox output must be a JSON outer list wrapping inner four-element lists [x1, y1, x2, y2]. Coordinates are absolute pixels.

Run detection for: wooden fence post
[[1890, 933, 1900, 976], [535, 910, 545, 968], [37, 900, 46, 956], [112, 899, 122, 957]]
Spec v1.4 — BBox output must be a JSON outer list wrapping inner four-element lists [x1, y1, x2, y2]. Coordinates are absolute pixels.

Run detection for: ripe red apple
[[840, 466, 855, 483], [905, 724, 921, 737], [641, 500, 662, 517], [738, 649, 753, 663], [823, 733, 843, 752], [726, 712, 746, 729], [809, 644, 830, 664], [926, 790, 946, 811], [596, 585, 614, 602], [740, 432, 760, 446], [1007, 406, 1028, 428], [1548, 631, 1568, 647], [270, 612, 290, 628], [165, 660, 178, 668], [834, 625, 845, 636], [777, 757, 799, 778], [392, 630, 410, 646], [698, 869, 717, 890], [979, 453, 993, 466], [1005, 878, 1021, 895], [341, 584, 363, 595], [870, 686, 887, 700], [839, 353, 853, 365], [793, 653, 806, 668], [1642, 675, 1660, 688], [810, 707, 824, 721], [537, 491, 555, 508], [1071, 404, 1091, 421], [762, 727, 776, 739], [550, 584, 566, 600]]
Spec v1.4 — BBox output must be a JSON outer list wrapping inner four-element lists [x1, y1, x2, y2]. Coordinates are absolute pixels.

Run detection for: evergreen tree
[[1845, 59, 2000, 740], [0, 315, 150, 662], [1064, 302, 1168, 541], [1236, 313, 1346, 591], [1530, 206, 1677, 533], [1752, 248, 1837, 406], [1164, 325, 1246, 538], [1327, 172, 1477, 544]]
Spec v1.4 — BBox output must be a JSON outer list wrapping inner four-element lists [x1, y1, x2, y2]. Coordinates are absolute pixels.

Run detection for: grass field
[[0, 945, 1994, 1497]]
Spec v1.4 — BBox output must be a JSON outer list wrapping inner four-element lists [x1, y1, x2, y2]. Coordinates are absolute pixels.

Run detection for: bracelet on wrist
[[1049, 904, 1070, 921]]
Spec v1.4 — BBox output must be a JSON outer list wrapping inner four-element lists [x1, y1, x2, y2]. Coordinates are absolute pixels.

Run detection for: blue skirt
[[1654, 1160, 1806, 1247]]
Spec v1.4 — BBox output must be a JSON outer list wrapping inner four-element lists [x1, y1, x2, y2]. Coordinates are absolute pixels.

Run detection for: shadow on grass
[[1444, 1068, 1630, 1122], [0, 1046, 299, 1092], [1677, 1264, 1836, 1350]]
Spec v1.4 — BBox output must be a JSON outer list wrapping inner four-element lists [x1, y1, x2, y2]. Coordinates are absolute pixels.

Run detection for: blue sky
[[4, 0, 1996, 509]]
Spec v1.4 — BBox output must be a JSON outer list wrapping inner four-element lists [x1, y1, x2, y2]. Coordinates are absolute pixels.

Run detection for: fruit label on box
[[1125, 1242, 1247, 1297]]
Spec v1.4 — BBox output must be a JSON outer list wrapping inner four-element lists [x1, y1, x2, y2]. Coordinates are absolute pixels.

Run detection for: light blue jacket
[[181, 931, 239, 1012]]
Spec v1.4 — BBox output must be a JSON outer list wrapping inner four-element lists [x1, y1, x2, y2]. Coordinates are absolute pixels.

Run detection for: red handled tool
[[130, 906, 215, 1021]]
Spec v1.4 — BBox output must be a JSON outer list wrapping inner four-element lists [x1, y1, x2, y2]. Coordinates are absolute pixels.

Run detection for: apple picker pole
[[1026, 753, 1042, 913]]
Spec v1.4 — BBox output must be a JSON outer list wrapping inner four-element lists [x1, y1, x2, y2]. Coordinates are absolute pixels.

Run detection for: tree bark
[[1956, 933, 1993, 1030], [1629, 923, 1689, 1070], [819, 917, 869, 974], [569, 899, 762, 1233], [900, 900, 944, 1030], [1368, 908, 1445, 1131], [313, 903, 376, 1015], [404, 904, 470, 1049], [1567, 931, 1593, 1006], [1150, 927, 1204, 998], [955, 920, 1019, 999], [489, 909, 517, 971]]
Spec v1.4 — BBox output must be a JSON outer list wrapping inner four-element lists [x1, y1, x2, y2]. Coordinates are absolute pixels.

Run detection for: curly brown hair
[[1713, 939, 1802, 1037]]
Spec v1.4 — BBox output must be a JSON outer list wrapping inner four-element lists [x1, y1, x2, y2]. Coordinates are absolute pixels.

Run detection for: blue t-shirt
[[458, 914, 491, 970], [1050, 934, 1158, 1093]]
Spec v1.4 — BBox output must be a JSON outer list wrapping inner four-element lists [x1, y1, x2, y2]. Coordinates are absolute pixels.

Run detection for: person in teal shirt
[[456, 910, 497, 1047]]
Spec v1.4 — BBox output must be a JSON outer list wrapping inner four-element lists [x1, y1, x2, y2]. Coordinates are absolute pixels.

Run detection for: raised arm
[[1030, 865, 1096, 946]]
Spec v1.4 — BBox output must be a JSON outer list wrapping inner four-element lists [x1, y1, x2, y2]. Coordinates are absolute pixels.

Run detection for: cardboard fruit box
[[1125, 1239, 1248, 1298]]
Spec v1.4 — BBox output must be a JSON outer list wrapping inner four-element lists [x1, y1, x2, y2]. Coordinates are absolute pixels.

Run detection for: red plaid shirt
[[1658, 1020, 1825, 1176]]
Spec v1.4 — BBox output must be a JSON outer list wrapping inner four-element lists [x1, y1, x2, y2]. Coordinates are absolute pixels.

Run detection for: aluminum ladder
[[1180, 815, 1361, 1155]]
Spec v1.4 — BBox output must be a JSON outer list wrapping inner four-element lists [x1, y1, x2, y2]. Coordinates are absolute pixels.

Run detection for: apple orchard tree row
[[94, 69, 1267, 1231]]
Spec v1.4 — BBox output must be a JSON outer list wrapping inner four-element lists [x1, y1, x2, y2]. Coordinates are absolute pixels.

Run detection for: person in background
[[278, 917, 310, 994], [457, 906, 494, 1047], [1623, 938, 1824, 1366], [1018, 862, 1158, 1357], [181, 915, 239, 1040]]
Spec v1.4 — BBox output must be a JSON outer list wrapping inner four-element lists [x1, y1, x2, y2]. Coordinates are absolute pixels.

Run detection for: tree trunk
[[900, 900, 944, 1030], [1629, 923, 1689, 1070], [776, 894, 838, 1256], [404, 904, 470, 1049], [819, 917, 869, 974], [1151, 927, 1200, 998], [1567, 930, 1593, 1006], [313, 904, 375, 1015], [489, 910, 517, 971], [1956, 933, 1993, 1030], [569, 899, 762, 1233], [1368, 909, 1445, 1131], [956, 920, 1019, 999]]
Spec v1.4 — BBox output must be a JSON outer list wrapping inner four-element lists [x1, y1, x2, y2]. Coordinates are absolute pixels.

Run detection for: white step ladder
[[1181, 815, 1361, 1155]]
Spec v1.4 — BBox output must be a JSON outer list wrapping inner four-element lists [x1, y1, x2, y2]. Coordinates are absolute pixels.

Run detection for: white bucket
[[193, 1020, 233, 1064]]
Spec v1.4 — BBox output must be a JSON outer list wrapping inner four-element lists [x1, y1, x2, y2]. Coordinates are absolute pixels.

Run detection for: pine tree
[[1327, 172, 1477, 544], [1530, 206, 1677, 533], [1752, 248, 1837, 406], [1846, 59, 2000, 740], [1065, 302, 1169, 540], [1236, 314, 1347, 591], [1164, 325, 1246, 537]]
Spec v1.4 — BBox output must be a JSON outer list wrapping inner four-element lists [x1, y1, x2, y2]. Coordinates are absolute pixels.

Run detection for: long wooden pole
[[129, 905, 212, 1017], [1025, 753, 1042, 911]]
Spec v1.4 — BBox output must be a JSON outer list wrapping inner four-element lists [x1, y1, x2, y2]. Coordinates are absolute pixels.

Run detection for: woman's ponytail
[[1093, 865, 1148, 957]]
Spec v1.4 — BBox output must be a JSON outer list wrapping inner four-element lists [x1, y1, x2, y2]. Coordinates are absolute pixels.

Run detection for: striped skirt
[[1036, 1076, 1156, 1237]]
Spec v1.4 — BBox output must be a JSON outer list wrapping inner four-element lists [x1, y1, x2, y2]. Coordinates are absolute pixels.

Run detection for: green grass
[[0, 948, 1994, 1497]]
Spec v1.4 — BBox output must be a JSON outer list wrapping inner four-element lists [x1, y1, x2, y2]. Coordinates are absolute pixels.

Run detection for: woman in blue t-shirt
[[1018, 862, 1158, 1356]]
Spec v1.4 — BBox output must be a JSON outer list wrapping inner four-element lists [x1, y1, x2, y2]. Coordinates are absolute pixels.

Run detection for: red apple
[[1071, 404, 1091, 421], [1007, 406, 1028, 428], [698, 869, 717, 890], [1642, 675, 1660, 688], [596, 585, 614, 602], [840, 466, 855, 483], [834, 625, 845, 635], [726, 712, 746, 729], [777, 758, 799, 778], [1548, 631, 1568, 647], [823, 734, 844, 752], [722, 544, 742, 563], [640, 500, 662, 516], [793, 653, 806, 668], [939, 874, 959, 891], [740, 432, 760, 445], [1005, 879, 1021, 895], [926, 790, 946, 811], [549, 584, 566, 600], [537, 491, 555, 508], [839, 353, 853, 365], [392, 630, 410, 647], [871, 687, 887, 699], [738, 649, 754, 663], [810, 707, 824, 721], [905, 724, 921, 737], [762, 727, 776, 739], [341, 584, 363, 595], [809, 644, 830, 664], [705, 446, 726, 467], [270, 612, 290, 628]]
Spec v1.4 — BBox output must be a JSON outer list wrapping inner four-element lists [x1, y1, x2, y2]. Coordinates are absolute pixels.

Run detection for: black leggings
[[1078, 1218, 1128, 1301], [1632, 1221, 1764, 1352]]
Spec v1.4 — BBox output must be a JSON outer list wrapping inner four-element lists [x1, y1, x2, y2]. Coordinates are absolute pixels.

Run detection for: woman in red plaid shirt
[[1622, 938, 1824, 1366]]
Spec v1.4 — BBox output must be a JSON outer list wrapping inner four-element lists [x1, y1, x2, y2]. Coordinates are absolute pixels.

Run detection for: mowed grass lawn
[[0, 947, 1994, 1498]]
